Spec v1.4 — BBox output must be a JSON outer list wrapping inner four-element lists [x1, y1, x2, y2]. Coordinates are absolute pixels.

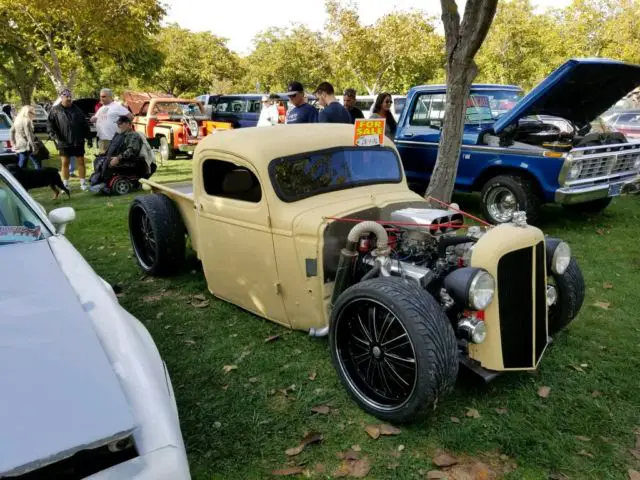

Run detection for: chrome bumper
[[177, 144, 197, 153], [555, 174, 640, 204]]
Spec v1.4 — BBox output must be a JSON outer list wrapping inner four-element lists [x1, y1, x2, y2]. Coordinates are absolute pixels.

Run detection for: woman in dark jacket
[[47, 89, 91, 191], [370, 92, 398, 139]]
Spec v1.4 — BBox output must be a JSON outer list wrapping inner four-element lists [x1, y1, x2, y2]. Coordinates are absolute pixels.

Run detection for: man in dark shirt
[[285, 81, 318, 124], [315, 82, 351, 124], [343, 88, 364, 124]]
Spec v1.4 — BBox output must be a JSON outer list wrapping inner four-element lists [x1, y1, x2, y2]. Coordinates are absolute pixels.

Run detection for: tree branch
[[440, 0, 462, 60], [459, 0, 498, 60]]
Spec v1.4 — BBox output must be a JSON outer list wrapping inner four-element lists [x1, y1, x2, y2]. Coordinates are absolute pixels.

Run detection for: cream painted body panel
[[469, 224, 547, 371]]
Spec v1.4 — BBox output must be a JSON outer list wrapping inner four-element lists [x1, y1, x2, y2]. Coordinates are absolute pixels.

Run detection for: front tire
[[562, 197, 612, 214], [330, 278, 458, 423], [481, 174, 541, 224], [548, 257, 585, 335], [129, 194, 186, 276]]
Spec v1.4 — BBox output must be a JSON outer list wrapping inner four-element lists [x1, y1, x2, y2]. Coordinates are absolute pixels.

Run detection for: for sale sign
[[354, 118, 386, 147]]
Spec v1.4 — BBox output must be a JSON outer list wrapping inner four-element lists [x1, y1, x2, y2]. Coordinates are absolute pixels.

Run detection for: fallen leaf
[[265, 335, 281, 343], [106, 202, 114, 207], [249, 377, 259, 383], [143, 295, 162, 303], [433, 451, 459, 467], [214, 421, 222, 429], [271, 466, 304, 476], [466, 408, 481, 418], [495, 408, 508, 415], [221, 384, 229, 390], [570, 364, 585, 373], [580, 363, 589, 368], [629, 449, 640, 460], [629, 470, 640, 480], [387, 462, 400, 470], [592, 301, 610, 310], [334, 457, 371, 478], [308, 371, 317, 381], [313, 464, 326, 474], [592, 390, 602, 397], [450, 416, 461, 423], [577, 449, 593, 458], [191, 298, 210, 308], [548, 473, 570, 480], [337, 449, 360, 461], [398, 444, 405, 452], [603, 282, 614, 289], [285, 444, 305, 457], [301, 432, 323, 447], [192, 294, 207, 301], [311, 405, 331, 415], [379, 424, 401, 435], [222, 365, 238, 374], [426, 471, 448, 479], [98, 246, 105, 250], [351, 444, 361, 452], [183, 339, 196, 346], [156, 312, 164, 319], [538, 386, 551, 398], [576, 436, 591, 442], [365, 424, 381, 439]]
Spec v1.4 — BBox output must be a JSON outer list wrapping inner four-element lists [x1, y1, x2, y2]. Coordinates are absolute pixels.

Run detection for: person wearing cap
[[315, 82, 351, 124], [342, 88, 364, 124], [89, 115, 144, 191], [257, 93, 280, 127], [285, 81, 318, 124], [91, 88, 133, 154], [47, 88, 91, 190]]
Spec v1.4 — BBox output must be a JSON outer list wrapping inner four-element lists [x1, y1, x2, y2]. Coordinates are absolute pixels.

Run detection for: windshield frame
[[0, 168, 55, 243], [268, 146, 403, 203]]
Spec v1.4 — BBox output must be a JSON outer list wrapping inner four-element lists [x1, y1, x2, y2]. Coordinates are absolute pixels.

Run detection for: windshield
[[0, 175, 51, 245], [269, 147, 402, 202], [152, 102, 204, 116], [474, 89, 524, 120], [0, 114, 11, 129]]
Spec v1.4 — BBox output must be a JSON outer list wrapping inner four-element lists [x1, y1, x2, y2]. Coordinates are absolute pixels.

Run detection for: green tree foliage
[[145, 24, 243, 97], [241, 26, 333, 93], [0, 0, 165, 92], [326, 0, 444, 94], [0, 42, 42, 105]]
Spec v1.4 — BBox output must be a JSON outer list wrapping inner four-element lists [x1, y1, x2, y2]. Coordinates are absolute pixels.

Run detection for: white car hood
[[0, 240, 136, 476]]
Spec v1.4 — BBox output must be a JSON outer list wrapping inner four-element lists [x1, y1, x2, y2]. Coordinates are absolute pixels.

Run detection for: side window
[[139, 103, 149, 116], [202, 159, 262, 203], [248, 99, 262, 113], [410, 94, 445, 127]]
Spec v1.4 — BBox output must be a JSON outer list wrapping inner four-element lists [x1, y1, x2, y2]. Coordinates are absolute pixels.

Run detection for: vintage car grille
[[497, 242, 547, 369], [576, 151, 640, 180]]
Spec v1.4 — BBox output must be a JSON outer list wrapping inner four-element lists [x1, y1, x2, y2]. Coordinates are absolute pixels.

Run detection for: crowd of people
[[257, 81, 398, 138]]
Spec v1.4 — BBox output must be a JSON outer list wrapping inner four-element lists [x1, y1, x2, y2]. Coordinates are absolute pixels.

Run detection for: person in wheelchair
[[89, 115, 154, 192]]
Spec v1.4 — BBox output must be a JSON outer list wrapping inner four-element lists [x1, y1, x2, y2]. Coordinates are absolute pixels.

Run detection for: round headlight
[[552, 241, 571, 275], [569, 161, 582, 179], [469, 270, 495, 310]]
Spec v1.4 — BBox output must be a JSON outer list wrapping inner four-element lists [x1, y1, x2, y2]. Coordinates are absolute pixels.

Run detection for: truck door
[[194, 155, 289, 327], [395, 93, 445, 190]]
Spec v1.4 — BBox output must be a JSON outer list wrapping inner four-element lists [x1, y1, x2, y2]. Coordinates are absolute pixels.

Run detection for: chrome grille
[[612, 152, 640, 174], [577, 156, 613, 179]]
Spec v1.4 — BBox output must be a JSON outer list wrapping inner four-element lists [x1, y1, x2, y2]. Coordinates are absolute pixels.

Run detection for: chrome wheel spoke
[[378, 313, 394, 344], [386, 352, 416, 369], [352, 335, 370, 349], [383, 359, 409, 387], [377, 362, 393, 395], [382, 332, 409, 349], [357, 313, 373, 343], [353, 351, 370, 365], [369, 305, 379, 342]]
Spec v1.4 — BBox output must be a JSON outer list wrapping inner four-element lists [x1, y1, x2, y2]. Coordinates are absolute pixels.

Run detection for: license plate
[[608, 182, 624, 197]]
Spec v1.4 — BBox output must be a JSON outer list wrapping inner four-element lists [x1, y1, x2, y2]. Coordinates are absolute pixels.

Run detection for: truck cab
[[396, 58, 640, 224]]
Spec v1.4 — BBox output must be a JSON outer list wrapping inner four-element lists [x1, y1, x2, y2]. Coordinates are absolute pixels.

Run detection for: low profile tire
[[330, 277, 458, 423], [480, 174, 541, 225], [112, 178, 132, 195], [562, 197, 612, 214], [129, 193, 186, 276], [548, 257, 585, 335], [159, 136, 176, 162]]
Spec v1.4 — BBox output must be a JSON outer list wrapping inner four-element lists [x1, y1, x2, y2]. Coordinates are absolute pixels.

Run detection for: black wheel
[[112, 178, 132, 195], [548, 257, 585, 335], [129, 194, 186, 275], [562, 197, 612, 214], [330, 277, 458, 423], [480, 174, 541, 224], [159, 136, 176, 162]]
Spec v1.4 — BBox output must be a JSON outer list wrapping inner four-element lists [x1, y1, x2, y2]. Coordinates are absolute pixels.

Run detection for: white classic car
[[0, 164, 190, 479]]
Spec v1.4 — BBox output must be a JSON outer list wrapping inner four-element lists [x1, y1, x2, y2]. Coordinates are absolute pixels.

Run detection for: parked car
[[602, 109, 640, 140], [396, 58, 640, 224], [126, 123, 584, 423], [0, 112, 17, 166], [127, 95, 230, 162], [0, 164, 190, 479], [32, 104, 48, 133]]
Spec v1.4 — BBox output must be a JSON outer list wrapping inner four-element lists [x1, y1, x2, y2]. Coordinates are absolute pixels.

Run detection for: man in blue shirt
[[285, 81, 318, 124], [315, 82, 351, 124]]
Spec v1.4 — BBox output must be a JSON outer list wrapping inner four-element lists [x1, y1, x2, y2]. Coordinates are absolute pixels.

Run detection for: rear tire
[[112, 178, 132, 195], [481, 174, 541, 225], [129, 194, 186, 276], [159, 136, 176, 162], [548, 257, 585, 335], [330, 277, 458, 423], [562, 197, 612, 214]]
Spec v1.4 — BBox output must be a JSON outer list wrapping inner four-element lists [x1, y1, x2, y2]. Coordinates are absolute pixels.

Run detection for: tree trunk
[[425, 0, 498, 205], [17, 84, 35, 106]]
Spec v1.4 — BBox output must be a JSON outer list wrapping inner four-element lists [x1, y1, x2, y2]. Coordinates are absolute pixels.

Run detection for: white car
[[0, 164, 190, 479], [0, 112, 17, 166]]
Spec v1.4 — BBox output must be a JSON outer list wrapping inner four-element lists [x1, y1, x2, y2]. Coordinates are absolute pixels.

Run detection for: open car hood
[[0, 240, 135, 476], [493, 58, 640, 134]]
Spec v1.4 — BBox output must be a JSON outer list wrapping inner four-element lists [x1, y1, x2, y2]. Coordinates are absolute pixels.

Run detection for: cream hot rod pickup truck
[[127, 125, 585, 422]]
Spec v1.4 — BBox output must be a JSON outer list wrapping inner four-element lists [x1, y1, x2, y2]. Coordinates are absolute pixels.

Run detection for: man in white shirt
[[91, 88, 133, 154], [256, 94, 280, 127]]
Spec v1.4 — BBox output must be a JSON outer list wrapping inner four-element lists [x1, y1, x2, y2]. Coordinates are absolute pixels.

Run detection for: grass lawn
[[27, 152, 640, 480]]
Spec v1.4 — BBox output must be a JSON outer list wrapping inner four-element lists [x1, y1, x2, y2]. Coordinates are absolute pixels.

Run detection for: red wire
[[426, 196, 492, 227], [324, 216, 466, 229]]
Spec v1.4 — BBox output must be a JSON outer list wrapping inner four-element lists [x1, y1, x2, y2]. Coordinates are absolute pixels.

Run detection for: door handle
[[403, 133, 414, 138]]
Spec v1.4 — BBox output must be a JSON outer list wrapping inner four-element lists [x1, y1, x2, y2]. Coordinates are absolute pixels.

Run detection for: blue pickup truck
[[396, 58, 640, 224]]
